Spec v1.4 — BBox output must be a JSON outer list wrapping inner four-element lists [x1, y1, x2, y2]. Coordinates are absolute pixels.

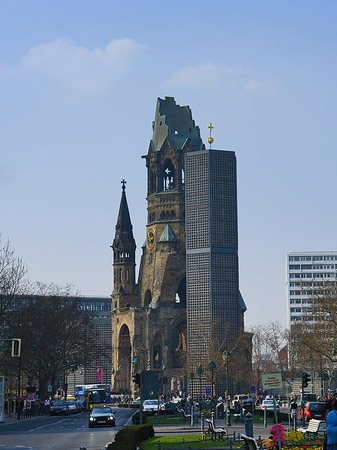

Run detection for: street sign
[[290, 380, 294, 386], [261, 373, 283, 390], [48, 385, 52, 393], [251, 385, 256, 394], [205, 387, 211, 395]]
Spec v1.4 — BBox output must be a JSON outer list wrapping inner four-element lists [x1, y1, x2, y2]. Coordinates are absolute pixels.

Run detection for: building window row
[[289, 255, 337, 262]]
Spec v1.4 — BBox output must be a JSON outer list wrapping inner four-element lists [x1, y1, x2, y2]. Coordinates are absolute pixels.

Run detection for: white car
[[142, 399, 165, 412], [261, 399, 280, 410], [66, 400, 78, 414]]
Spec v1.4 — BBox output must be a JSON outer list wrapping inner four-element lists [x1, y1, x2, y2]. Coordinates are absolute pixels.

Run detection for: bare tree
[[6, 291, 96, 400], [0, 235, 30, 324], [289, 281, 337, 392]]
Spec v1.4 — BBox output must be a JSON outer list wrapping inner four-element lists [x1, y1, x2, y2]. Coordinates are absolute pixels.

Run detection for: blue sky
[[1, 1, 337, 328]]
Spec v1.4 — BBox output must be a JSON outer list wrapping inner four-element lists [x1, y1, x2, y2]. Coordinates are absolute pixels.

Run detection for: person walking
[[290, 396, 298, 429], [326, 399, 337, 450]]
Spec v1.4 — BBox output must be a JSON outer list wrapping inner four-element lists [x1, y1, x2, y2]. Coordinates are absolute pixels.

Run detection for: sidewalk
[[153, 418, 274, 440]]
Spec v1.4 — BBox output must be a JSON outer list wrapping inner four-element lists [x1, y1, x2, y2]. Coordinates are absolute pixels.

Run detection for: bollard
[[157, 440, 161, 450], [211, 410, 215, 427], [264, 407, 267, 427], [191, 405, 194, 427], [245, 412, 253, 438], [201, 412, 204, 431], [182, 437, 185, 449]]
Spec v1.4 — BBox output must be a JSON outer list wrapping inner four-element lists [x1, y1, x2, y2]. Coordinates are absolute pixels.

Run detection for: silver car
[[142, 399, 165, 412]]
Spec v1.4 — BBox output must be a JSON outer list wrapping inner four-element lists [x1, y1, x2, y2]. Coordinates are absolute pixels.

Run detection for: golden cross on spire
[[208, 122, 214, 149], [121, 179, 126, 193]]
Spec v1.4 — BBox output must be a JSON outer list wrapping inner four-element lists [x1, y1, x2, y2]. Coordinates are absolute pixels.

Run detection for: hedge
[[106, 424, 154, 450]]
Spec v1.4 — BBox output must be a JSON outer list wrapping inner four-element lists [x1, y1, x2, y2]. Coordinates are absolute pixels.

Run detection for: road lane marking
[[28, 418, 69, 432]]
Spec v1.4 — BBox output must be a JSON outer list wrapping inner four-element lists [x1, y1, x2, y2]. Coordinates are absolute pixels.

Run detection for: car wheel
[[89, 423, 93, 428]]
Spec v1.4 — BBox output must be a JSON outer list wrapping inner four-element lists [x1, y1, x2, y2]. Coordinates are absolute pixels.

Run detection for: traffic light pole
[[140, 371, 143, 425]]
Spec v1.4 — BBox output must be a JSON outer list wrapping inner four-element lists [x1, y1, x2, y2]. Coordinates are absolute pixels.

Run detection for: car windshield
[[309, 403, 325, 411], [145, 400, 157, 405], [67, 401, 75, 405], [53, 401, 66, 406], [92, 407, 111, 414], [264, 401, 273, 404]]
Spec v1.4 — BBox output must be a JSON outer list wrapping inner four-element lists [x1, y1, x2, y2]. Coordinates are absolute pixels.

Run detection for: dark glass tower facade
[[185, 149, 240, 378]]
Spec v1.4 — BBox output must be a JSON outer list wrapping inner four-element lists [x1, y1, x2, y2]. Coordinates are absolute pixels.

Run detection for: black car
[[50, 400, 69, 416], [88, 407, 115, 428], [302, 402, 327, 421]]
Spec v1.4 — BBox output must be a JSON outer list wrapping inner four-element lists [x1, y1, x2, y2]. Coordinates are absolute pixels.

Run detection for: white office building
[[286, 251, 337, 327]]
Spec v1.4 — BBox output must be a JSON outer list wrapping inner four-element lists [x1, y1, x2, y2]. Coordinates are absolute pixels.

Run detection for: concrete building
[[185, 148, 247, 394], [286, 251, 337, 327]]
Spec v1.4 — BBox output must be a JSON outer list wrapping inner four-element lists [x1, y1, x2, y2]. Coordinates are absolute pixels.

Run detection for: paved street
[[0, 408, 135, 450]]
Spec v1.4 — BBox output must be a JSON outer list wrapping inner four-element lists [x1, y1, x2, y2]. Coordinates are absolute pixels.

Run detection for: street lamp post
[[222, 351, 231, 426], [209, 361, 216, 409], [190, 371, 194, 399], [209, 361, 216, 398], [197, 363, 203, 405]]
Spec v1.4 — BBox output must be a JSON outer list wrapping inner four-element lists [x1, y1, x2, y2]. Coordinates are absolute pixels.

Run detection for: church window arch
[[144, 289, 152, 306], [162, 159, 175, 191], [171, 322, 186, 368], [175, 277, 186, 307], [117, 324, 132, 392], [153, 332, 163, 370]]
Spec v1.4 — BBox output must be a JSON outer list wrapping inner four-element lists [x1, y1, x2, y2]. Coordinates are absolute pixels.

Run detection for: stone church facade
[[111, 97, 204, 395]]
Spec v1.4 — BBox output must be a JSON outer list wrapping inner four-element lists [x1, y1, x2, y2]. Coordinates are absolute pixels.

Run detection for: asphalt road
[[0, 408, 135, 450]]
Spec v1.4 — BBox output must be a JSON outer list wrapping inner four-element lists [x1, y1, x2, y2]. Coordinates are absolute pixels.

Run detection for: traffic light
[[302, 372, 311, 388], [132, 373, 140, 385], [11, 338, 21, 357]]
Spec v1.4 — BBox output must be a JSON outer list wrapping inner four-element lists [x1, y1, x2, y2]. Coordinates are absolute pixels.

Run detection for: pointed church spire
[[112, 180, 137, 301], [113, 180, 136, 258]]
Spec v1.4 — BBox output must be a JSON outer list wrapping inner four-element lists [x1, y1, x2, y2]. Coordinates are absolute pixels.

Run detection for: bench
[[176, 406, 191, 421], [241, 434, 260, 450], [297, 419, 322, 437], [204, 418, 226, 440]]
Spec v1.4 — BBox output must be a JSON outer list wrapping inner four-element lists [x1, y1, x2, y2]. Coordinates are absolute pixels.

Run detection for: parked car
[[142, 399, 165, 413], [50, 400, 69, 416], [88, 407, 115, 428], [261, 400, 280, 410], [242, 399, 253, 411], [231, 395, 249, 408], [301, 402, 327, 421]]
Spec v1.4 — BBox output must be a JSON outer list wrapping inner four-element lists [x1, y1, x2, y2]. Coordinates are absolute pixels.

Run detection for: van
[[231, 394, 249, 408]]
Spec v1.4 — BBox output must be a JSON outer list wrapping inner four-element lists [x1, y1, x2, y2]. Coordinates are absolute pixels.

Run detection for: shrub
[[106, 424, 154, 450]]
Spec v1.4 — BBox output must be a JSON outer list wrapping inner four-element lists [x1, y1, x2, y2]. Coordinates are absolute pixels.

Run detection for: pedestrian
[[270, 418, 285, 449], [326, 398, 337, 450], [290, 396, 298, 429]]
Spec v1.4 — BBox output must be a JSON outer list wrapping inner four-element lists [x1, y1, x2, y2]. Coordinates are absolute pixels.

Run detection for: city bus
[[84, 387, 107, 411]]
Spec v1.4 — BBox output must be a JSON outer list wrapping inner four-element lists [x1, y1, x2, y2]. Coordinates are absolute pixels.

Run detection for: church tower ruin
[[111, 97, 203, 394]]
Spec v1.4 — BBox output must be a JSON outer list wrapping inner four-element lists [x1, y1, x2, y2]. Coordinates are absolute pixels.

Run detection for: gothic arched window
[[162, 160, 175, 191]]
